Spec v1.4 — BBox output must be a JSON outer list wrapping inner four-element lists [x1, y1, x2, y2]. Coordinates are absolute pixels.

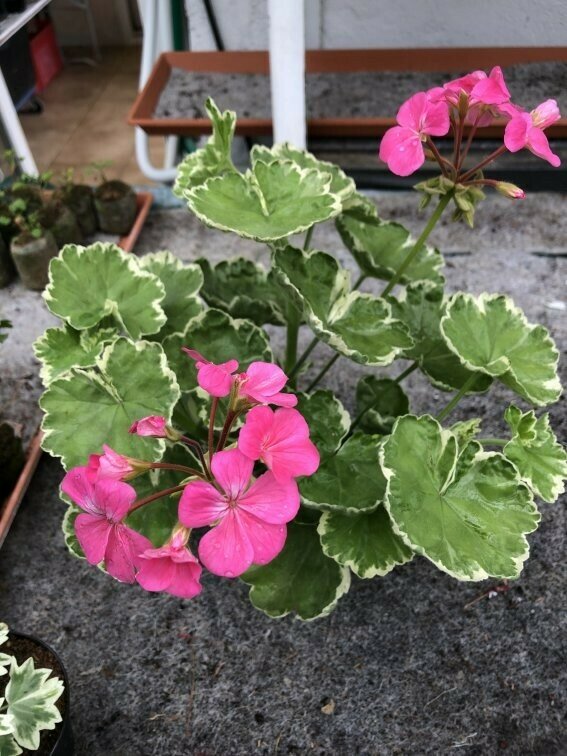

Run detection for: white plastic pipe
[[268, 0, 306, 148], [0, 66, 38, 175]]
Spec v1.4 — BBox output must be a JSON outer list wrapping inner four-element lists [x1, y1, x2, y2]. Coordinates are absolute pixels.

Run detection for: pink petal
[[86, 455, 101, 483], [378, 127, 425, 177], [93, 477, 137, 522], [421, 101, 450, 137], [238, 510, 287, 565], [445, 70, 485, 98], [182, 348, 207, 364], [129, 416, 167, 437], [239, 361, 290, 404], [238, 472, 300, 524], [198, 509, 254, 577], [531, 99, 560, 129], [74, 513, 111, 565], [136, 555, 176, 591], [504, 113, 531, 152], [166, 563, 203, 598], [266, 391, 297, 408], [396, 92, 429, 131], [526, 127, 561, 167], [471, 66, 510, 105], [98, 445, 134, 479], [105, 524, 152, 583], [179, 480, 228, 527], [210, 449, 253, 499], [237, 405, 274, 460], [196, 362, 235, 397], [61, 467, 99, 514]]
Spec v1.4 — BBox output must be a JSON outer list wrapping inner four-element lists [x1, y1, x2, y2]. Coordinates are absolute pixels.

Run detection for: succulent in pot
[[10, 214, 58, 291], [89, 161, 136, 235], [52, 169, 97, 237], [36, 203, 83, 249]]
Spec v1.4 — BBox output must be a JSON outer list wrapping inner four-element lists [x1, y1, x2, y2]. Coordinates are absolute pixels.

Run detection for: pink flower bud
[[495, 182, 526, 200], [129, 415, 170, 438]]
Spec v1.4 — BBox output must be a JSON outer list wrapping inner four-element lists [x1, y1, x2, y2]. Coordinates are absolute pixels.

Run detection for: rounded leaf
[[296, 390, 350, 461], [34, 324, 118, 386]]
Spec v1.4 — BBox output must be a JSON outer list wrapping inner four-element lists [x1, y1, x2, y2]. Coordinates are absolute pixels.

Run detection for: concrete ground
[[0, 191, 566, 755]]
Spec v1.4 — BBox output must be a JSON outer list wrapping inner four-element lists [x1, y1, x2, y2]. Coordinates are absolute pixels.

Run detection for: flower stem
[[129, 485, 186, 514], [306, 353, 339, 393], [216, 410, 238, 452], [381, 192, 452, 298], [426, 137, 450, 178], [149, 462, 204, 477], [284, 312, 300, 377], [435, 374, 477, 422], [304, 225, 314, 250], [478, 438, 507, 447], [208, 397, 219, 463], [457, 113, 482, 172], [459, 144, 507, 183], [180, 436, 209, 478], [395, 361, 419, 383], [288, 335, 318, 380]]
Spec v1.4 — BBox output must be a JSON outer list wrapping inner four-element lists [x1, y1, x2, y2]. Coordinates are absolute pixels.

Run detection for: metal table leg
[[0, 64, 38, 175]]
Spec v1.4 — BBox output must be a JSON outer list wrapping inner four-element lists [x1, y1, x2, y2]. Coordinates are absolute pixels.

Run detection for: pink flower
[[62, 467, 152, 583], [379, 92, 450, 176], [179, 449, 299, 577], [238, 406, 320, 483], [235, 361, 297, 408], [129, 415, 167, 437], [183, 348, 238, 397], [136, 528, 203, 599], [98, 444, 135, 480], [85, 454, 101, 483], [504, 99, 561, 167], [443, 67, 510, 108]]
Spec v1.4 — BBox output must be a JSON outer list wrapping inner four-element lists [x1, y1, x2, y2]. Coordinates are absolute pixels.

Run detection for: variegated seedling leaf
[[0, 734, 22, 756], [441, 293, 561, 406], [44, 243, 166, 339], [274, 245, 413, 366], [381, 415, 540, 581], [355, 376, 410, 434], [0, 623, 11, 678], [1, 657, 64, 751], [296, 390, 350, 461], [139, 250, 203, 337], [40, 338, 180, 469], [184, 160, 342, 242], [301, 434, 386, 514], [173, 98, 237, 193], [503, 405, 567, 503], [242, 521, 351, 621], [33, 324, 118, 385]]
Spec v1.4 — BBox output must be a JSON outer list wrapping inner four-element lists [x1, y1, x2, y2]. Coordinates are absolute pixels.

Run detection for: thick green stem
[[306, 353, 339, 393], [284, 312, 300, 377], [288, 335, 318, 380], [436, 374, 477, 422], [304, 225, 314, 250], [478, 438, 507, 447], [381, 193, 452, 298], [395, 361, 419, 383]]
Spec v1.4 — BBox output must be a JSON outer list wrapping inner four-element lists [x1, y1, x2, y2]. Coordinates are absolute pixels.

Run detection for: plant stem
[[478, 438, 507, 447], [459, 145, 507, 183], [180, 436, 209, 477], [129, 485, 186, 514], [288, 335, 318, 380], [216, 410, 238, 452], [284, 312, 300, 377], [381, 192, 452, 298], [306, 353, 339, 392], [352, 273, 366, 290], [435, 374, 477, 422], [149, 462, 204, 476], [426, 138, 450, 178], [304, 225, 314, 250], [395, 361, 419, 383], [208, 398, 218, 463], [457, 113, 482, 172]]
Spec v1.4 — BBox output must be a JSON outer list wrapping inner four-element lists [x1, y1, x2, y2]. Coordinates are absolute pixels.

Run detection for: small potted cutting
[[52, 169, 97, 237], [89, 161, 137, 235], [0, 622, 73, 755], [10, 212, 58, 291], [35, 202, 83, 250]]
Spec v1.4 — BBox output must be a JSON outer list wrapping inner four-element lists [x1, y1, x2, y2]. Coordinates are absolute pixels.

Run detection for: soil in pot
[[0, 420, 25, 497], [10, 229, 58, 290], [53, 185, 97, 236], [37, 203, 83, 249], [0, 234, 16, 287], [2, 632, 73, 756], [94, 180, 137, 235]]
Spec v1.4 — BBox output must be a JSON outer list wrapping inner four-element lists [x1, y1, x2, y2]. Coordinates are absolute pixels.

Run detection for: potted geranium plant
[[35, 68, 566, 620]]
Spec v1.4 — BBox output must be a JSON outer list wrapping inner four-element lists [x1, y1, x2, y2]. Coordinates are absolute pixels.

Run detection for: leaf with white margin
[[139, 250, 203, 336], [33, 324, 118, 385], [44, 243, 166, 339], [296, 390, 350, 461], [503, 405, 567, 503], [318, 505, 413, 578], [390, 282, 492, 392], [173, 98, 236, 193], [441, 293, 561, 406], [251, 143, 355, 202], [0, 734, 22, 756], [184, 160, 342, 242], [40, 338, 180, 469], [61, 504, 85, 560], [355, 376, 409, 434], [341, 191, 378, 222], [242, 521, 351, 621], [381, 415, 540, 580], [300, 434, 386, 514], [163, 308, 272, 392], [274, 245, 413, 366], [1, 657, 63, 751], [337, 213, 444, 284], [0, 623, 11, 678]]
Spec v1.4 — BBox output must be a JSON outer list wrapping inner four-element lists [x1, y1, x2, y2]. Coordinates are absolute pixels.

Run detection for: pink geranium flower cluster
[[379, 65, 561, 188], [62, 352, 320, 598]]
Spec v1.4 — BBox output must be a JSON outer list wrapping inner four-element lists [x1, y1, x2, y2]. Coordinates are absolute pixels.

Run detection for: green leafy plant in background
[[34, 87, 566, 621]]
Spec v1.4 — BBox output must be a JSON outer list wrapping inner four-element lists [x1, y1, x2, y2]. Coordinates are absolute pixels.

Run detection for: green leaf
[[300, 434, 386, 514], [33, 324, 118, 385], [40, 338, 180, 469], [381, 415, 540, 580], [503, 405, 567, 503], [337, 213, 444, 284], [318, 505, 413, 578], [251, 143, 355, 203], [1, 657, 63, 751], [355, 376, 409, 434], [163, 308, 272, 392], [441, 293, 561, 406], [173, 98, 236, 193], [0, 623, 10, 678], [390, 282, 492, 392], [0, 735, 22, 756], [341, 191, 378, 221], [274, 245, 412, 366], [196, 257, 287, 326], [296, 390, 350, 460], [139, 251, 203, 337], [185, 160, 342, 242], [44, 243, 166, 339], [61, 504, 85, 560], [242, 521, 350, 620]]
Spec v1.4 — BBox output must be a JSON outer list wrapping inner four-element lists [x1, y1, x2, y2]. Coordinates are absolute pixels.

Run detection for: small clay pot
[[0, 233, 16, 287], [10, 230, 58, 290], [53, 184, 97, 236], [94, 180, 137, 234], [37, 202, 83, 248]]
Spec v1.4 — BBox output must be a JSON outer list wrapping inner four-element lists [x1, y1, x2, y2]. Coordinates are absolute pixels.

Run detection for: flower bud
[[495, 182, 526, 200], [129, 415, 181, 441]]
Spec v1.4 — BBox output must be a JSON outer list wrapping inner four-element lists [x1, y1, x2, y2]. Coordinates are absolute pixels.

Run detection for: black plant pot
[[53, 185, 97, 236], [4, 630, 74, 755]]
